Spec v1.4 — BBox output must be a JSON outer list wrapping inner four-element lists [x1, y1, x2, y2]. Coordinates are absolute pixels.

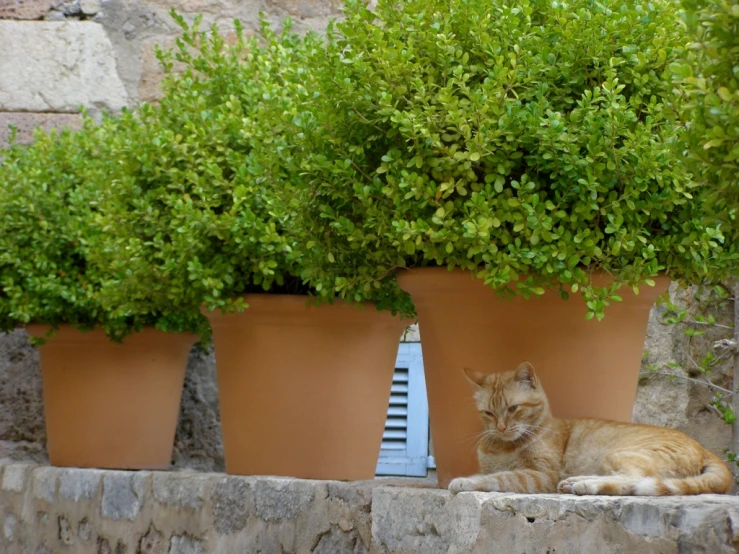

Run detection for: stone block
[[32, 466, 59, 502], [137, 34, 178, 104], [327, 480, 374, 547], [77, 518, 92, 542], [3, 513, 17, 541], [79, 0, 99, 15], [253, 478, 319, 522], [1, 463, 27, 492], [59, 468, 102, 501], [102, 471, 147, 521], [1, 111, 83, 151], [152, 472, 208, 509], [144, 0, 258, 15], [0, 330, 45, 447], [270, 0, 341, 20], [169, 534, 205, 554], [210, 476, 252, 534], [0, 0, 59, 20], [138, 29, 249, 104], [0, 21, 129, 113], [372, 488, 481, 553], [313, 527, 368, 554]]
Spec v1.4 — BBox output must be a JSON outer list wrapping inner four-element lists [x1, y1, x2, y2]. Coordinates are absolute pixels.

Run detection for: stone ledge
[[1, 459, 738, 553]]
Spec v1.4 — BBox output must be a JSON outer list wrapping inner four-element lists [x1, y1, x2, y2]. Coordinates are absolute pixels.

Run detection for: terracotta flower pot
[[26, 325, 197, 470], [395, 267, 670, 488], [205, 295, 406, 480]]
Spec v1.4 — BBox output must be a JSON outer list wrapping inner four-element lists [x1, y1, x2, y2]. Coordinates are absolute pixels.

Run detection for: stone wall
[[2, 458, 739, 554], [0, 0, 342, 151], [634, 284, 735, 457]]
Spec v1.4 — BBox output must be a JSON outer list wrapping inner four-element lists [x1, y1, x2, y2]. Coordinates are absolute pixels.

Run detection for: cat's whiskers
[[521, 422, 564, 435], [518, 428, 551, 448], [460, 428, 496, 447]]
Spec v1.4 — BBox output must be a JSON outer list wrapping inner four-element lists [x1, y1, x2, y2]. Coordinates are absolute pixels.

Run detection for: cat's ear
[[514, 362, 537, 388], [463, 367, 487, 389]]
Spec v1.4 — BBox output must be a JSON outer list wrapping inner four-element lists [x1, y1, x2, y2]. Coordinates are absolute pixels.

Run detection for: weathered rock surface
[[375, 487, 739, 554], [0, 0, 61, 20], [172, 345, 224, 472], [2, 460, 738, 553], [633, 284, 692, 430], [0, 111, 83, 149], [94, 0, 333, 106], [0, 21, 129, 113], [0, 330, 45, 461], [633, 283, 733, 457]]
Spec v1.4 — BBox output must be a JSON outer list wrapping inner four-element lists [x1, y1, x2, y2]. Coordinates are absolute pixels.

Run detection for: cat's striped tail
[[655, 457, 734, 495], [559, 455, 734, 496]]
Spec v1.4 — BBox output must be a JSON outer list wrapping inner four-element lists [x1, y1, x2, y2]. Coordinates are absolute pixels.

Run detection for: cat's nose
[[497, 422, 507, 432]]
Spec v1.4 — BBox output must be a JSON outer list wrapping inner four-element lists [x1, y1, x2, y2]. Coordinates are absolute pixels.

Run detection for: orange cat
[[448, 362, 733, 496]]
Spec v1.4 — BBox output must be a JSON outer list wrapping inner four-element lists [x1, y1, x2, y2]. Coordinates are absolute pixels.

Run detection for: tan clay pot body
[[205, 295, 405, 480], [27, 325, 197, 469], [396, 268, 670, 488]]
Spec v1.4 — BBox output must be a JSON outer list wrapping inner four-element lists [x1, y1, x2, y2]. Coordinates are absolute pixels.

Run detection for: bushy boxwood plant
[[673, 0, 738, 253], [293, 0, 732, 318], [0, 118, 206, 339], [93, 14, 412, 318]]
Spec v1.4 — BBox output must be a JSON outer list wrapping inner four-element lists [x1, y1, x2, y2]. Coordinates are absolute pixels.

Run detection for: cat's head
[[464, 362, 551, 442]]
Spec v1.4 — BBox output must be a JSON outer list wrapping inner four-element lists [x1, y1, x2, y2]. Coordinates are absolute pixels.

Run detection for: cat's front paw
[[448, 477, 478, 495], [557, 479, 574, 494], [558, 477, 601, 495]]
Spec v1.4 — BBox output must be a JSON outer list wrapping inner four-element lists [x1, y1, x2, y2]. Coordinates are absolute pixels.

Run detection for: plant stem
[[732, 281, 739, 480], [640, 369, 733, 395]]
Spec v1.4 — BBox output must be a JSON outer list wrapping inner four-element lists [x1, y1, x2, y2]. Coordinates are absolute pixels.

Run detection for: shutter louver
[[376, 343, 430, 477], [382, 368, 409, 451]]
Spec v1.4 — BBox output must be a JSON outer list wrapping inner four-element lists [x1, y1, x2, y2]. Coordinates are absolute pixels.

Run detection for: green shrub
[[0, 117, 206, 339], [673, 0, 739, 253], [293, 0, 732, 318], [92, 14, 413, 318]]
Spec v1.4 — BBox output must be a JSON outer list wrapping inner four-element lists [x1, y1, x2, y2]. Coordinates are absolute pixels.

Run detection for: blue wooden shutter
[[376, 343, 429, 477]]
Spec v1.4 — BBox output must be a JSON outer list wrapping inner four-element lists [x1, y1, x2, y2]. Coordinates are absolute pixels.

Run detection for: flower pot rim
[[25, 324, 200, 346], [202, 294, 408, 329], [396, 267, 671, 299]]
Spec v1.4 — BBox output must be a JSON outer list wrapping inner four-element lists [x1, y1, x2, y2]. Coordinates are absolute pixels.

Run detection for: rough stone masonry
[[2, 459, 739, 554]]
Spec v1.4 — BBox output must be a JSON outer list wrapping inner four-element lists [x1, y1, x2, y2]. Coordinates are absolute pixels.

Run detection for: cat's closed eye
[[508, 405, 519, 414], [482, 410, 495, 418]]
